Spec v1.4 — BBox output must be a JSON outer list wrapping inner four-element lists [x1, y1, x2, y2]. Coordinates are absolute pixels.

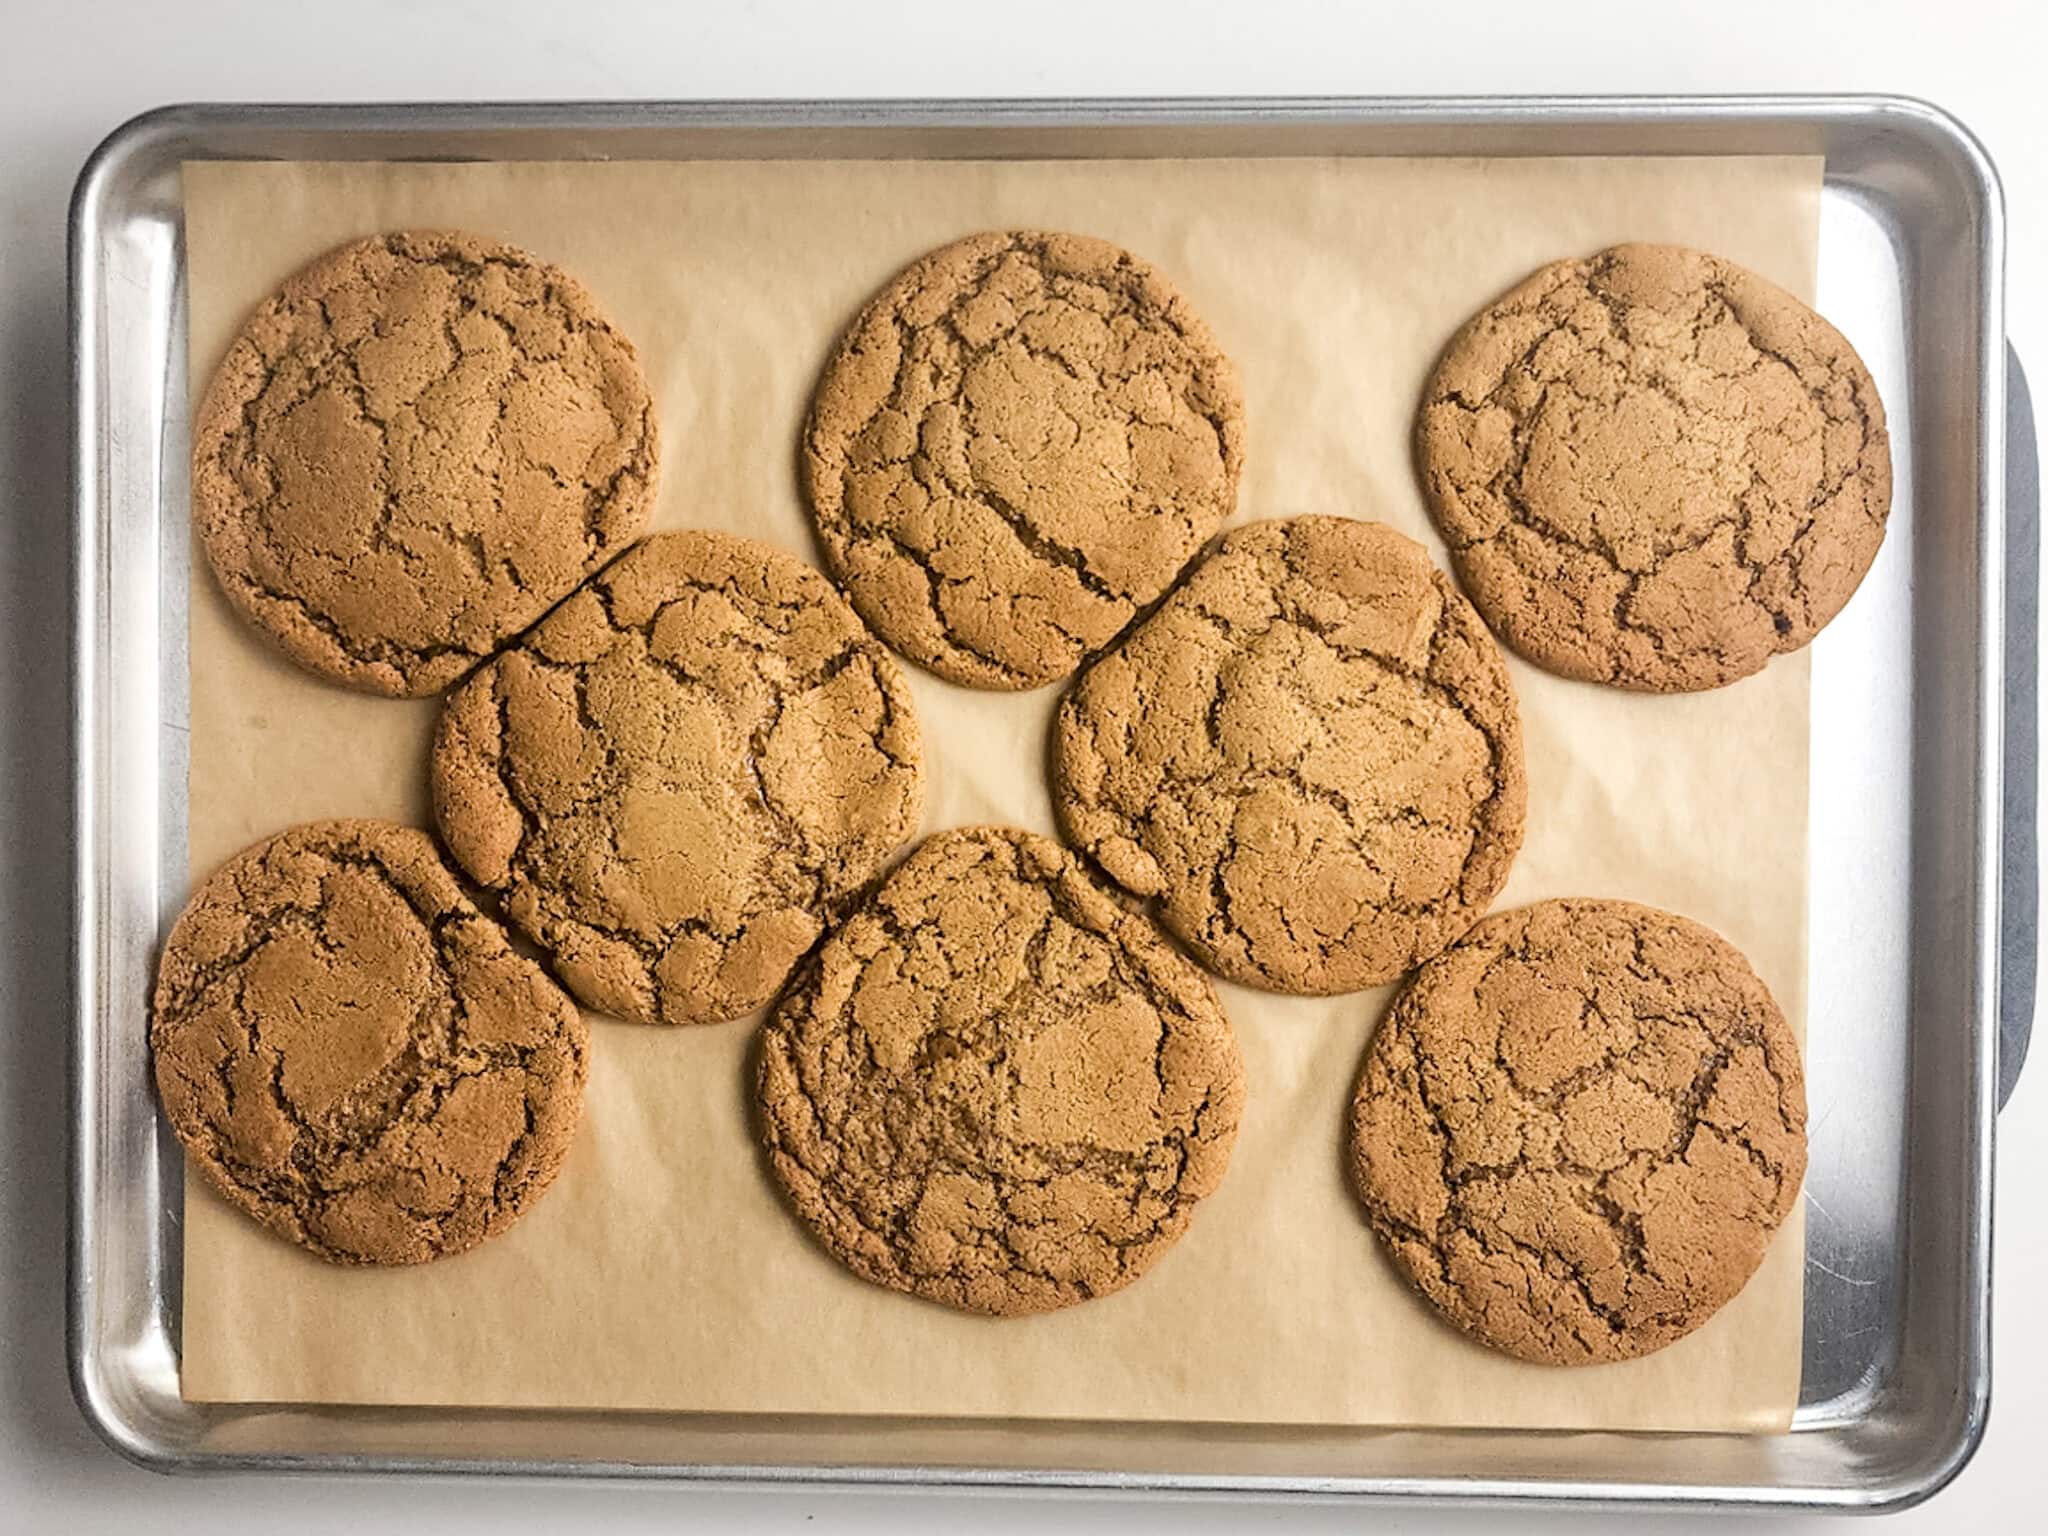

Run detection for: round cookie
[[803, 230, 1246, 691], [756, 826, 1246, 1316], [1054, 516, 1526, 995], [192, 230, 659, 697], [150, 819, 589, 1266], [432, 529, 925, 1027], [1348, 898, 1807, 1365], [1416, 242, 1891, 692]]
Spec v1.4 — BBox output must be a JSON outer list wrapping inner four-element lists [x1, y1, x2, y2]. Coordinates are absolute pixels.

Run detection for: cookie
[[432, 530, 925, 1027], [192, 230, 659, 697], [1054, 516, 1526, 995], [150, 819, 589, 1266], [1416, 242, 1891, 692], [803, 230, 1246, 690], [756, 826, 1246, 1316], [1348, 898, 1807, 1365]]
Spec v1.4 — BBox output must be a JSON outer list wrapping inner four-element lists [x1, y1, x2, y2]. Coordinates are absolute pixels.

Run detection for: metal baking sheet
[[69, 96, 2019, 1510]]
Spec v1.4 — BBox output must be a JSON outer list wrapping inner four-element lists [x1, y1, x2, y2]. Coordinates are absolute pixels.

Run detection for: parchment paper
[[177, 154, 1818, 1431]]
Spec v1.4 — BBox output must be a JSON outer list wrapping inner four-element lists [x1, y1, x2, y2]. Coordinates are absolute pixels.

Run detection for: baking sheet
[[176, 153, 1818, 1431]]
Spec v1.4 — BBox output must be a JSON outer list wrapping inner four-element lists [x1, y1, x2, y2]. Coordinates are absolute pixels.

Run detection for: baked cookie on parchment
[[1348, 897, 1808, 1365], [1053, 516, 1526, 995], [804, 230, 1245, 691], [192, 230, 659, 696], [756, 826, 1246, 1316], [1415, 242, 1890, 692], [150, 819, 589, 1266], [432, 529, 925, 1026]]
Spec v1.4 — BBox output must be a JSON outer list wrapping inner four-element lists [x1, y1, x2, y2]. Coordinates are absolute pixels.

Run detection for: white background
[[2, 1, 2042, 1530]]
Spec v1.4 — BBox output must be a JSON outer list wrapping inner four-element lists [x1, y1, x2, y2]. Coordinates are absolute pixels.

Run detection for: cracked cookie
[[150, 819, 589, 1266], [432, 529, 925, 1027], [756, 826, 1246, 1316], [803, 230, 1246, 690], [1416, 242, 1891, 692], [192, 230, 659, 697], [1053, 516, 1526, 995], [1348, 898, 1806, 1365]]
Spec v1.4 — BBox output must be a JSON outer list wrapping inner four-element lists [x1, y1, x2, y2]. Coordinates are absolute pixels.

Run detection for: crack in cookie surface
[[432, 530, 926, 1026], [1415, 242, 1891, 692], [192, 230, 659, 696], [1054, 516, 1526, 995], [1347, 898, 1807, 1365], [755, 826, 1246, 1316], [803, 230, 1246, 690], [149, 819, 589, 1265]]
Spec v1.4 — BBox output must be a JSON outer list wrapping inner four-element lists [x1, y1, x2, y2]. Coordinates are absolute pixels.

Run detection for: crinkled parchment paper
[[177, 153, 1817, 1430]]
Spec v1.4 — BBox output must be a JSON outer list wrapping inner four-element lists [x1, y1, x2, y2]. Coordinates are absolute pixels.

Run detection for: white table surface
[[3, 1, 2042, 1529]]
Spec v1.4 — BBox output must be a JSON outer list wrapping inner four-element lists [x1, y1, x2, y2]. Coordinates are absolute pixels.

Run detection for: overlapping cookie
[[192, 230, 659, 696], [756, 827, 1246, 1315], [805, 230, 1245, 690], [1054, 516, 1526, 994], [151, 820, 589, 1265], [432, 529, 925, 1026]]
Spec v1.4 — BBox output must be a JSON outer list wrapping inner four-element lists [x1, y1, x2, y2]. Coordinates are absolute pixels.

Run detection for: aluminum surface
[[2003, 346, 2038, 1109], [70, 96, 2017, 1511]]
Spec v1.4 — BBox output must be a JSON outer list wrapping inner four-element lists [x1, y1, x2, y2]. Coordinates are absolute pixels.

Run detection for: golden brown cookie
[[1416, 242, 1891, 692], [150, 819, 589, 1266], [756, 826, 1246, 1316], [1054, 516, 1526, 995], [1348, 898, 1807, 1365], [803, 230, 1246, 691], [192, 230, 659, 697], [432, 530, 925, 1027]]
